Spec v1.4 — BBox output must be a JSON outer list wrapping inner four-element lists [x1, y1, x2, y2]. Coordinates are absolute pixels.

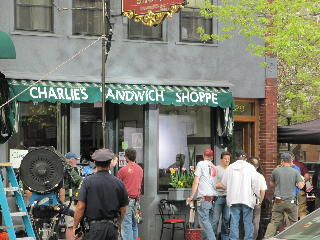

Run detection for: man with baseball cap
[[264, 153, 304, 239], [73, 149, 129, 240], [64, 152, 83, 240], [186, 149, 218, 240], [221, 150, 260, 240]]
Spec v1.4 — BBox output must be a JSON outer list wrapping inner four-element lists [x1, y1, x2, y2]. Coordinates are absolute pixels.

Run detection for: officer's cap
[[92, 149, 114, 162]]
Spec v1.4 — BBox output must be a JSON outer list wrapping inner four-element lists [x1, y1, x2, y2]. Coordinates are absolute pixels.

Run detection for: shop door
[[227, 122, 252, 163]]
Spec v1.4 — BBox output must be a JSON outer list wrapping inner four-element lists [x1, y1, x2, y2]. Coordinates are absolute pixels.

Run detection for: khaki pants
[[65, 201, 76, 227], [298, 190, 309, 217], [264, 201, 298, 239], [252, 204, 261, 240]]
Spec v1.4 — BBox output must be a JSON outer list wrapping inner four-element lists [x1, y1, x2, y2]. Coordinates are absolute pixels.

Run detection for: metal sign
[[122, 0, 185, 26]]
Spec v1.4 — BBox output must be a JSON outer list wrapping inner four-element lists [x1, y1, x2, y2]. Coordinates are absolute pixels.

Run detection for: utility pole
[[102, 0, 107, 149]]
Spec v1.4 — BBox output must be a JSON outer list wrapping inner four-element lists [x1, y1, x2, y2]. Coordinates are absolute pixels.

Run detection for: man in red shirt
[[117, 148, 143, 240], [291, 152, 310, 219]]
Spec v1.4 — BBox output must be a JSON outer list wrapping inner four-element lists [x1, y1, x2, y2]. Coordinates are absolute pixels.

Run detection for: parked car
[[268, 208, 320, 239], [304, 162, 320, 175]]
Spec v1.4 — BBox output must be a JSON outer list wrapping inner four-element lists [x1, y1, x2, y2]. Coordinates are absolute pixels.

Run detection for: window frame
[[72, 0, 105, 36], [127, 18, 163, 41], [157, 105, 214, 193], [179, 0, 217, 43], [15, 0, 54, 32]]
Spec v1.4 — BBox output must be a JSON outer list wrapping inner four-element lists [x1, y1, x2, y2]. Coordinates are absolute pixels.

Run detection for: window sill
[[67, 35, 101, 40], [123, 39, 168, 44], [175, 41, 218, 47], [10, 31, 59, 38]]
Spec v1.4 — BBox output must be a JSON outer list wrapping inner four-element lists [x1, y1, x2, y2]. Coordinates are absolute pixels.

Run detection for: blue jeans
[[212, 196, 230, 240], [230, 204, 253, 240], [197, 198, 216, 240], [121, 200, 138, 240]]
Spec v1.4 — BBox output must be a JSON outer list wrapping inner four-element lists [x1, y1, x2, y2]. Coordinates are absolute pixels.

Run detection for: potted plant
[[168, 166, 195, 200]]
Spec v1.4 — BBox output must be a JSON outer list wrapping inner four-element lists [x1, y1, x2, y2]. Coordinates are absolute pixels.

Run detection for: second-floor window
[[15, 0, 53, 32], [180, 0, 213, 43], [73, 0, 103, 36], [128, 19, 162, 40]]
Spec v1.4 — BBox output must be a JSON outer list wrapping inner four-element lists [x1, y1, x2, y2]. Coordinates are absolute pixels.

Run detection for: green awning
[[8, 79, 235, 109], [0, 31, 16, 59]]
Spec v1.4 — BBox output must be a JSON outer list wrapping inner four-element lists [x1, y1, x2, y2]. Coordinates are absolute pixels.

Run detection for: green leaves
[[197, 0, 320, 125], [169, 168, 195, 188]]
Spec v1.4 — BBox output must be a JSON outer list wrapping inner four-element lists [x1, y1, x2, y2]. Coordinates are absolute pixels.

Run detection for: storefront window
[[234, 101, 255, 116], [158, 105, 211, 192], [118, 104, 144, 193], [80, 103, 103, 160], [9, 101, 58, 149]]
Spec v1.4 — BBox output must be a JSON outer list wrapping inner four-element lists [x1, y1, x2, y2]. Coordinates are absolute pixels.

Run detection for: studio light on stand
[[284, 108, 293, 151]]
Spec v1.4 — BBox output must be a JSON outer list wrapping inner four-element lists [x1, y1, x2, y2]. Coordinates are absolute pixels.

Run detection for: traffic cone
[[137, 238, 141, 240]]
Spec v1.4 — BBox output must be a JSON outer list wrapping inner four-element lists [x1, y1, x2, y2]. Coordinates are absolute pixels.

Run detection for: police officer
[[73, 149, 129, 240]]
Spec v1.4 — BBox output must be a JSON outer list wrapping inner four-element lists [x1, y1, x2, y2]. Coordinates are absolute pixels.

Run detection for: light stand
[[284, 108, 293, 151]]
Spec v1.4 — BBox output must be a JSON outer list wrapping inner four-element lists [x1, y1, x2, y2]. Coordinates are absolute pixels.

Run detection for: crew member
[[109, 154, 119, 174], [117, 148, 143, 240], [73, 149, 128, 240], [264, 153, 304, 239], [212, 151, 231, 240], [64, 152, 83, 240], [291, 152, 310, 219], [221, 150, 260, 240], [186, 149, 218, 240]]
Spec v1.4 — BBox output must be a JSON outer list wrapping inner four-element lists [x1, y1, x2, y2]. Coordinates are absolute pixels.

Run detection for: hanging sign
[[10, 149, 28, 168], [122, 0, 185, 26]]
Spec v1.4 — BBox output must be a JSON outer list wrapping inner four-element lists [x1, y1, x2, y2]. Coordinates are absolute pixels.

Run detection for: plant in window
[[169, 166, 195, 188], [186, 166, 195, 188]]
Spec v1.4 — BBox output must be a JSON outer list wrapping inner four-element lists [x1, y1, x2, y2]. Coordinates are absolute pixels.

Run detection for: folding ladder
[[0, 163, 35, 239]]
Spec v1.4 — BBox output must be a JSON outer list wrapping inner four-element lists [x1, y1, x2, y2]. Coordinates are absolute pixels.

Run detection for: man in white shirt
[[221, 150, 260, 240], [186, 149, 218, 240], [248, 157, 267, 240]]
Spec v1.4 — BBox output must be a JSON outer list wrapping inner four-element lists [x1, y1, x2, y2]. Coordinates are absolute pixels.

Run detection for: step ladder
[[0, 163, 35, 240]]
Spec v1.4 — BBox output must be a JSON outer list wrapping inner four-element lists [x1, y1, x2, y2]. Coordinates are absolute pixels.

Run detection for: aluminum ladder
[[0, 163, 35, 240]]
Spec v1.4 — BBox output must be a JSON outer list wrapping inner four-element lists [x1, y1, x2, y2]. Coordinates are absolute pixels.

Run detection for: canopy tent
[[6, 78, 235, 147], [0, 30, 16, 59], [277, 118, 320, 145]]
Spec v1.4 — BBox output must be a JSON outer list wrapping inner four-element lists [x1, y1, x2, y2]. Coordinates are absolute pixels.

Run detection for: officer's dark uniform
[[76, 149, 129, 240]]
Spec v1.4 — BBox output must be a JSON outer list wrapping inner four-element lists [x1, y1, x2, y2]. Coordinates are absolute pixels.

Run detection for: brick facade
[[259, 77, 278, 199]]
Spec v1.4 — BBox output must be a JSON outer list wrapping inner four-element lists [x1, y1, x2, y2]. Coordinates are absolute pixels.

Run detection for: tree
[[198, 0, 320, 125]]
